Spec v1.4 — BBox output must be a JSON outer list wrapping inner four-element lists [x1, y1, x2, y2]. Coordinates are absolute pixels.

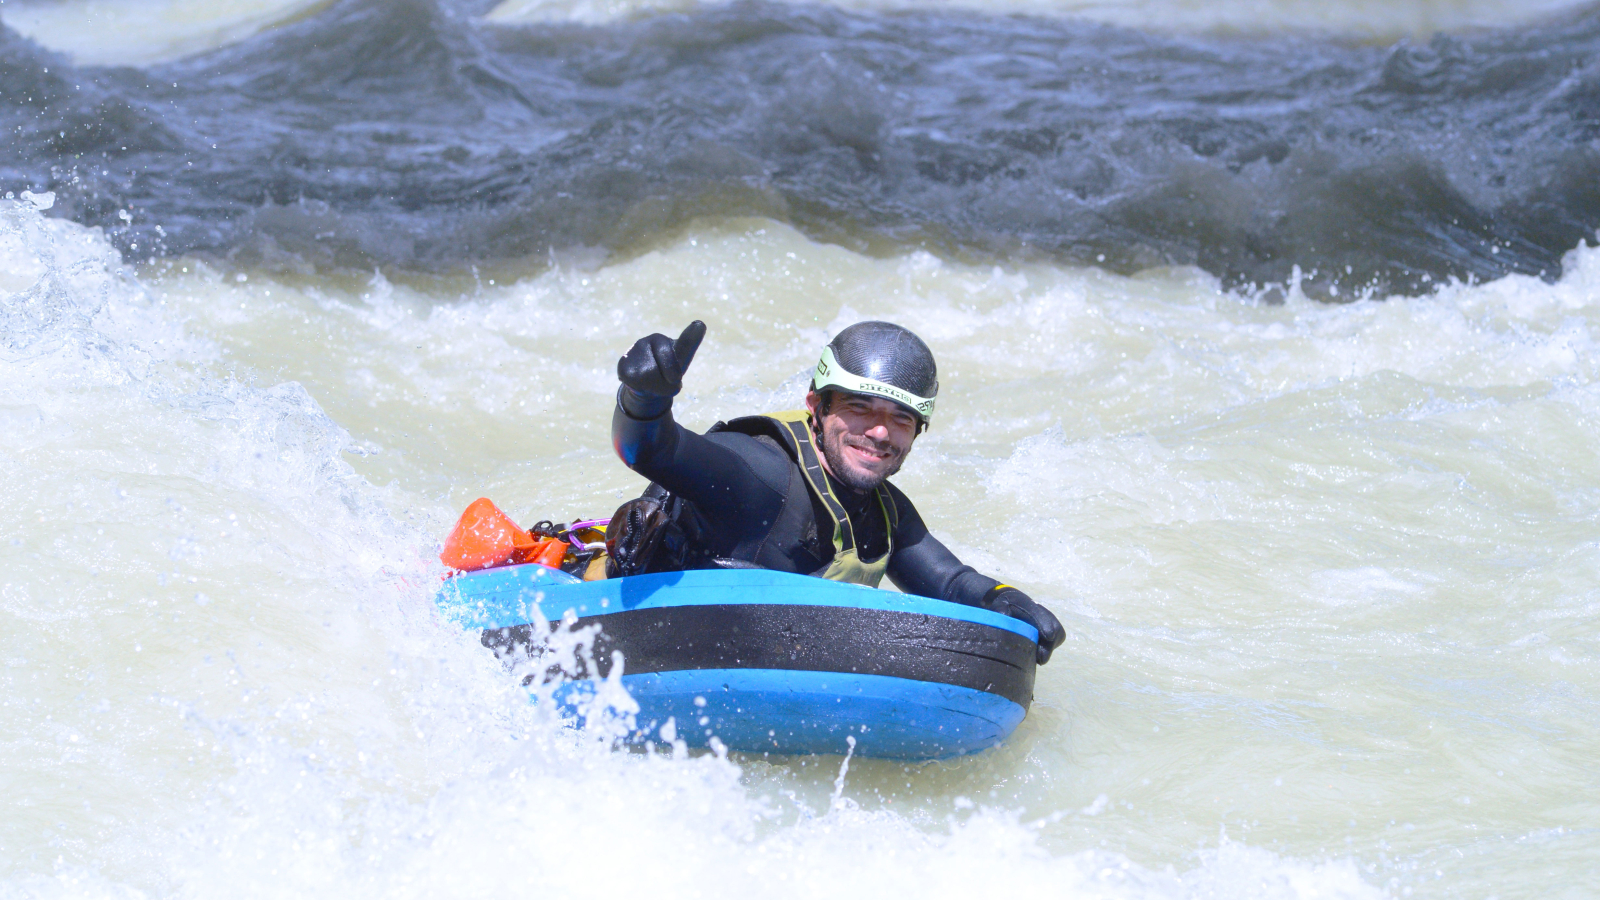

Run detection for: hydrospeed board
[[436, 566, 1039, 759]]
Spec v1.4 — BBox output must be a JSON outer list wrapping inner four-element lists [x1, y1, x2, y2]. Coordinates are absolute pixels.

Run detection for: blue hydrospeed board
[[436, 566, 1038, 759]]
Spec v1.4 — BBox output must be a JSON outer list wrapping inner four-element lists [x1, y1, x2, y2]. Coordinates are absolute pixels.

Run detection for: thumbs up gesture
[[617, 321, 707, 418]]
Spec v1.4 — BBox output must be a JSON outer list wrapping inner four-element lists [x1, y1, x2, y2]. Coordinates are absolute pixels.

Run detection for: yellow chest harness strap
[[764, 410, 898, 588]]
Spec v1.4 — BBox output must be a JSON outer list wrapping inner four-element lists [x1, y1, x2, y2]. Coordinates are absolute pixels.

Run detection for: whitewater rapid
[[6, 0, 1594, 64], [5, 185, 1600, 896], [5, 0, 1600, 895]]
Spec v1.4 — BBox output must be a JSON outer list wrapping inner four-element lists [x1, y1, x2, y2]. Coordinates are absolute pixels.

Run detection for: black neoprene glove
[[617, 320, 707, 419], [984, 586, 1065, 665]]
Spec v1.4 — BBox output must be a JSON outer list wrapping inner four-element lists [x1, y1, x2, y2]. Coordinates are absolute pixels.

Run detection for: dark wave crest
[[2, 0, 1598, 297]]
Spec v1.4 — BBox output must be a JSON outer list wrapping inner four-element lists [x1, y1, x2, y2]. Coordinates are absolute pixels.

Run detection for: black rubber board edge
[[482, 603, 1036, 709]]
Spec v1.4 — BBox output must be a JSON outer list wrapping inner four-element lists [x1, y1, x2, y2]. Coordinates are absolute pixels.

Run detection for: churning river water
[[3, 0, 1600, 897]]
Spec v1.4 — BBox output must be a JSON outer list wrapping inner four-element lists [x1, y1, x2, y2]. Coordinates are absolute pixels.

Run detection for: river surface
[[3, 0, 1599, 897]]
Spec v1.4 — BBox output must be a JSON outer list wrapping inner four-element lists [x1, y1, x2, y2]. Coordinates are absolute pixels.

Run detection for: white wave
[[14, 203, 1600, 898], [2, 0, 328, 66], [0, 186, 1388, 900], [7, 0, 1593, 66], [484, 0, 1592, 37]]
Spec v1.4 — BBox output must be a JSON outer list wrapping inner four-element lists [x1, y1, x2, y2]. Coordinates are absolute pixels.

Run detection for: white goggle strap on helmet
[[812, 345, 936, 421]]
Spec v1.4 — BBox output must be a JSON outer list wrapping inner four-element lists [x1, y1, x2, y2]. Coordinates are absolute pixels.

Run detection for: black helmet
[[811, 321, 938, 423]]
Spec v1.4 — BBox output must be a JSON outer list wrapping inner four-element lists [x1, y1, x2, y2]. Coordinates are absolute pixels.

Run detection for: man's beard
[[818, 425, 904, 492]]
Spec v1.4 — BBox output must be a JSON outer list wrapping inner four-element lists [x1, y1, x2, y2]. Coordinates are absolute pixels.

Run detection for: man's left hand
[[985, 587, 1065, 665]]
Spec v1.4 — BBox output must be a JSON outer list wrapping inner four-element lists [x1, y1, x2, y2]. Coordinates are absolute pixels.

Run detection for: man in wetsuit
[[612, 319, 1066, 664]]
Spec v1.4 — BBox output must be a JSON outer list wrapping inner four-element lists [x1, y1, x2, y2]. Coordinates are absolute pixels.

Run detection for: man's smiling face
[[805, 390, 920, 492]]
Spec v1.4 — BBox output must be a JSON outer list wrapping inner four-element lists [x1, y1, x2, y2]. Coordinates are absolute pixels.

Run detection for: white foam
[[2, 0, 327, 66], [8, 0, 1591, 65], [12, 204, 1600, 898], [483, 0, 1590, 37]]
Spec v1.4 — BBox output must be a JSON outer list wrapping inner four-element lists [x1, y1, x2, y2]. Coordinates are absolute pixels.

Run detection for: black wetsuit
[[613, 402, 1006, 608]]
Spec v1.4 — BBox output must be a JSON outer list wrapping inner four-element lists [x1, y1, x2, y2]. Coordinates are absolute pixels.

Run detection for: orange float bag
[[529, 536, 567, 568], [440, 498, 540, 571]]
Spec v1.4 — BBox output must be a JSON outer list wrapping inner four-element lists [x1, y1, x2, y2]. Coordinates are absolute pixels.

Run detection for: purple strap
[[567, 518, 607, 550]]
